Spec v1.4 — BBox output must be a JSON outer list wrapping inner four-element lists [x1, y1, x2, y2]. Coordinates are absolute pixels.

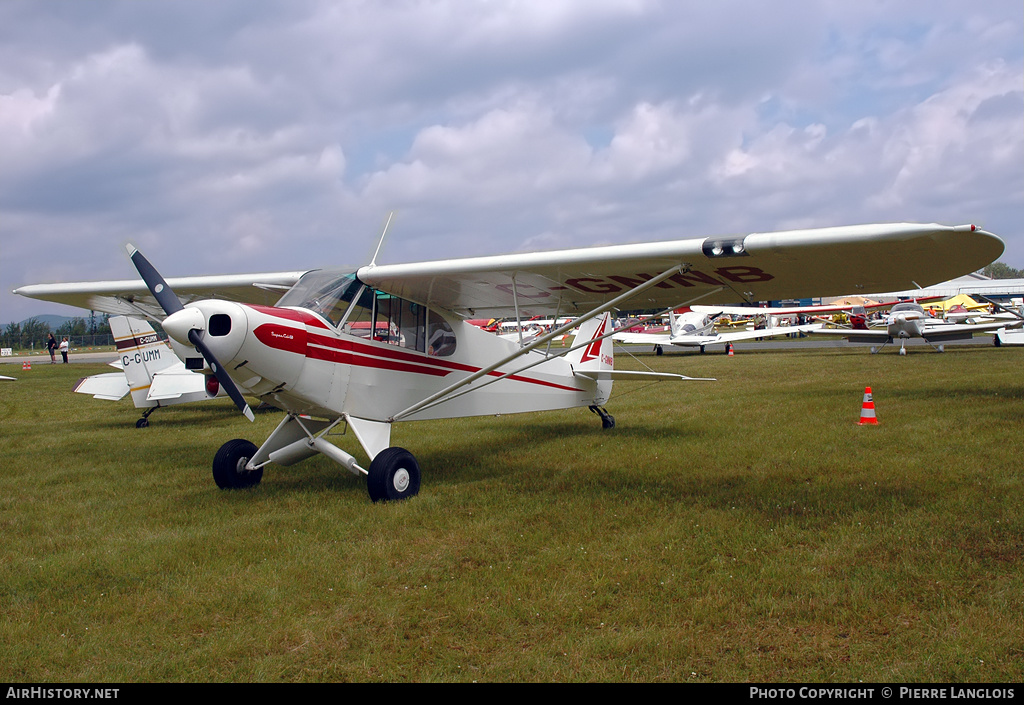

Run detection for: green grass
[[1, 345, 1022, 682]]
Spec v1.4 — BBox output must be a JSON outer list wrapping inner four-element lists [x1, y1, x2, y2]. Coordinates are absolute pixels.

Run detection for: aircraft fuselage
[[165, 300, 606, 423]]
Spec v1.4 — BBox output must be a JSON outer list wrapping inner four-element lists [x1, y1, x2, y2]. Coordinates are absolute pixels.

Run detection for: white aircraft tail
[[568, 312, 614, 371], [111, 316, 180, 407], [568, 312, 614, 407]]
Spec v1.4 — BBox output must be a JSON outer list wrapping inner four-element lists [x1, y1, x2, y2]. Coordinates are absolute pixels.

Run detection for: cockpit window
[[890, 302, 924, 314], [276, 269, 457, 357], [275, 269, 370, 326], [428, 311, 456, 357]]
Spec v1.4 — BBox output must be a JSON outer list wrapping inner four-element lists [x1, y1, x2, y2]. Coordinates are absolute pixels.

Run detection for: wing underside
[[358, 223, 1003, 318], [15, 271, 309, 320], [15, 224, 1002, 321]]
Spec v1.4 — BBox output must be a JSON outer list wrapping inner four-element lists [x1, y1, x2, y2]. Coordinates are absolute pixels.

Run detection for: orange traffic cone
[[22, 361, 31, 371], [727, 344, 734, 357], [858, 386, 877, 425]]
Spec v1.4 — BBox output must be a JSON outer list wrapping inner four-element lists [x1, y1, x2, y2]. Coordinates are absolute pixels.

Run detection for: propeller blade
[[188, 329, 254, 422], [126, 243, 253, 423], [125, 243, 183, 317]]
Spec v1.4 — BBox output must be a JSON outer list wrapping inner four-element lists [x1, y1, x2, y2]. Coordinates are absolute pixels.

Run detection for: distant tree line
[[981, 261, 1024, 279], [1, 313, 114, 351]]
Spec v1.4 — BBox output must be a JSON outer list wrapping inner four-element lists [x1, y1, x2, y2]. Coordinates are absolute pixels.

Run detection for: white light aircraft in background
[[73, 315, 229, 427], [613, 307, 820, 354], [15, 222, 1003, 501], [808, 300, 1020, 354]]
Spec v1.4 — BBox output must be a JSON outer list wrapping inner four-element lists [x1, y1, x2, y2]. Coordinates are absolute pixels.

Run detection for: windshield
[[275, 268, 457, 357], [275, 269, 371, 326]]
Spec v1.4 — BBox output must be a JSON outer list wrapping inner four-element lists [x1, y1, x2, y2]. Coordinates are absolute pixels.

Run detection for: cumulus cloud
[[1, 0, 1021, 322]]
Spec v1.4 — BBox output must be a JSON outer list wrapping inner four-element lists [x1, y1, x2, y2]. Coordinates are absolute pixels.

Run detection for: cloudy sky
[[3, 0, 1022, 323]]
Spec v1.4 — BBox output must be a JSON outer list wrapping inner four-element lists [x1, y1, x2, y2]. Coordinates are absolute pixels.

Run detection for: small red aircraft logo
[[580, 315, 608, 363]]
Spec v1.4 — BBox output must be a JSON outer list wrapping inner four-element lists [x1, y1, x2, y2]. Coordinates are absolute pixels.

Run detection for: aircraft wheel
[[212, 439, 263, 490], [655, 345, 663, 356], [367, 447, 421, 502], [135, 418, 149, 429]]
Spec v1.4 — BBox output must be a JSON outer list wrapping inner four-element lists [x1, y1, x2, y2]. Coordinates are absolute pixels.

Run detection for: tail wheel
[[367, 447, 421, 502], [589, 405, 616, 429], [213, 439, 263, 489]]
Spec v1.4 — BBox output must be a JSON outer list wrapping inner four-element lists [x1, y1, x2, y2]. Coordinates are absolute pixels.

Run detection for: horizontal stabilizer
[[73, 373, 130, 401], [147, 370, 210, 400], [574, 370, 714, 382]]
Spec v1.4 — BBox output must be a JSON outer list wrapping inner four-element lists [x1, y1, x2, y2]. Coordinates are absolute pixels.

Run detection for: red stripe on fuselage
[[247, 304, 330, 329], [252, 319, 586, 393]]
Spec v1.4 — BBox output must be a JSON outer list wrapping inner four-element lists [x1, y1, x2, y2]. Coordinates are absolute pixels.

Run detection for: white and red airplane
[[73, 315, 230, 427], [14, 222, 1003, 500]]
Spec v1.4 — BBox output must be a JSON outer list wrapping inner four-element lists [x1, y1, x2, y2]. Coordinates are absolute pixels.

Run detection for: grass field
[[1, 345, 1022, 682]]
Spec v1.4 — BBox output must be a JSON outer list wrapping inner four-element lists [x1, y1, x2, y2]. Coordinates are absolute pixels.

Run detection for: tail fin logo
[[580, 316, 608, 363]]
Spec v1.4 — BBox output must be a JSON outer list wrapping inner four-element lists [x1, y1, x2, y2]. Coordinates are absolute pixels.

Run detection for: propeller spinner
[[126, 244, 255, 422]]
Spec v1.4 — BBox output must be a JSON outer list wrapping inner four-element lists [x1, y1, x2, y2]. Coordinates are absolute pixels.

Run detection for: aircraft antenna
[[368, 211, 396, 267]]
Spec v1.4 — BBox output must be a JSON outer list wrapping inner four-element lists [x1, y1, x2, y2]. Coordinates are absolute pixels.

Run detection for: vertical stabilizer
[[568, 312, 614, 371], [111, 316, 180, 407], [568, 312, 614, 404]]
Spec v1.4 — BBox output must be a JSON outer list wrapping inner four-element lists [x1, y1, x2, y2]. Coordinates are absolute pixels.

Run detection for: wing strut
[[511, 275, 525, 347], [389, 264, 690, 422], [976, 295, 1024, 321], [399, 286, 725, 418]]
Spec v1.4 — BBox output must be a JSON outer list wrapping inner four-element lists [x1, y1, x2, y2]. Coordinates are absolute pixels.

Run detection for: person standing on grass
[[59, 337, 69, 363], [47, 333, 57, 364]]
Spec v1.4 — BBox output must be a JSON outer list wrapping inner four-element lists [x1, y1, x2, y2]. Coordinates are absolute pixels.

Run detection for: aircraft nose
[[164, 301, 250, 364], [163, 307, 206, 345]]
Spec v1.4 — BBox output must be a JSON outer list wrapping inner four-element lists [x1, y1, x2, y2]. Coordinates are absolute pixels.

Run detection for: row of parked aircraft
[[13, 221, 1008, 501], [608, 295, 1022, 355]]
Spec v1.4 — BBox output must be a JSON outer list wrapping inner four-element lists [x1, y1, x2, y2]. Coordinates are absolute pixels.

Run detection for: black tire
[[135, 418, 149, 429], [212, 439, 262, 489], [367, 447, 421, 502], [655, 345, 663, 356]]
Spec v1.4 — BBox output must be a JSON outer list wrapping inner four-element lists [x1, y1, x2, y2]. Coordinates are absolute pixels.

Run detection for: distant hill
[[2, 314, 79, 330]]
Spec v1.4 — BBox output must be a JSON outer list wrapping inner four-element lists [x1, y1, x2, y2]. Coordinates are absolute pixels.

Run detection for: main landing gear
[[366, 447, 421, 502], [210, 413, 422, 502], [212, 439, 264, 489]]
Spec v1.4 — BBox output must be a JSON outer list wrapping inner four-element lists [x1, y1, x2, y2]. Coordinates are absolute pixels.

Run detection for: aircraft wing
[[14, 271, 309, 319], [358, 224, 1003, 318], [612, 332, 674, 345], [808, 328, 892, 343], [696, 323, 821, 345], [691, 296, 942, 318], [920, 319, 1022, 343], [15, 224, 1002, 321]]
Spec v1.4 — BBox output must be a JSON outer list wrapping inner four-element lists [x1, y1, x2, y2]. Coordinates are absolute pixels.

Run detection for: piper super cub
[[15, 222, 1003, 501]]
